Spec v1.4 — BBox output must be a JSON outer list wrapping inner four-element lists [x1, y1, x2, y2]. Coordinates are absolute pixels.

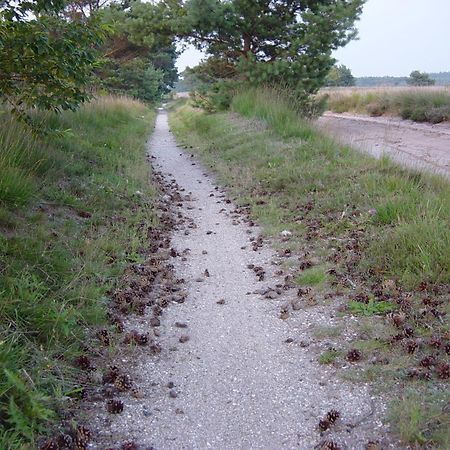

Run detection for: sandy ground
[[316, 112, 450, 179], [87, 111, 400, 450]]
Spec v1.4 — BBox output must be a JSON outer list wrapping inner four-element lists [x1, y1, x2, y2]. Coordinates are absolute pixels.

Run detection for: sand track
[[316, 112, 450, 179]]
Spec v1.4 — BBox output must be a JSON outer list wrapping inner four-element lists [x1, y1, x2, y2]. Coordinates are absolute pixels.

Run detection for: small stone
[[202, 250, 208, 255], [285, 338, 294, 343], [169, 390, 178, 398], [216, 299, 225, 305], [195, 277, 204, 282], [175, 408, 184, 415], [167, 381, 175, 388], [150, 317, 160, 327], [179, 335, 189, 343], [175, 322, 188, 328]]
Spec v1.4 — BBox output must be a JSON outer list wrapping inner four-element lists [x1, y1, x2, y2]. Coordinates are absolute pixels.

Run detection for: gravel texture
[[88, 111, 400, 450]]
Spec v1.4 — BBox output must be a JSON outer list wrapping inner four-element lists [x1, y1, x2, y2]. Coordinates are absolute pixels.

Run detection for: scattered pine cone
[[73, 355, 91, 370], [405, 340, 418, 354], [436, 363, 450, 379], [326, 409, 340, 424], [316, 440, 341, 450], [403, 326, 414, 337], [114, 374, 132, 391], [103, 366, 120, 384], [429, 337, 442, 348], [318, 419, 331, 431], [40, 440, 58, 450], [106, 399, 124, 414], [420, 355, 436, 368], [72, 437, 87, 450], [346, 348, 362, 362], [97, 329, 110, 346], [76, 425, 91, 444], [444, 343, 450, 355], [121, 442, 138, 450]]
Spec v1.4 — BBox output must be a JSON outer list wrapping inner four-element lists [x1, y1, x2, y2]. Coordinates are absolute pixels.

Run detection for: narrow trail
[[316, 112, 450, 179], [89, 111, 396, 449]]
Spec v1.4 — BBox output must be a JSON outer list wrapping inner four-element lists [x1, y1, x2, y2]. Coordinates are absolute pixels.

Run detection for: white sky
[[176, 0, 450, 77]]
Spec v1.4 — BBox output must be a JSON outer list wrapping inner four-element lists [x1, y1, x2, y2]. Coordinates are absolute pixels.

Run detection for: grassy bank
[[325, 86, 450, 123], [169, 88, 450, 447], [0, 97, 155, 448]]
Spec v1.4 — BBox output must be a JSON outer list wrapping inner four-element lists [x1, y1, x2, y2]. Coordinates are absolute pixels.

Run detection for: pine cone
[[326, 409, 340, 424], [405, 340, 418, 354], [97, 329, 110, 346], [73, 355, 91, 370], [121, 442, 138, 450], [346, 349, 362, 362], [429, 337, 442, 348], [103, 366, 120, 384], [318, 419, 331, 431], [114, 374, 132, 392], [436, 363, 450, 379], [76, 425, 91, 444], [40, 440, 58, 450], [420, 355, 436, 368], [72, 437, 87, 450], [316, 440, 341, 450], [106, 399, 124, 414]]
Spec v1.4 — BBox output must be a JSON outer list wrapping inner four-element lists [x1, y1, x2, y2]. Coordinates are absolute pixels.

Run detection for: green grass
[[325, 86, 450, 123], [319, 348, 340, 364], [0, 96, 155, 448], [169, 86, 450, 447], [294, 267, 327, 287], [389, 388, 450, 447]]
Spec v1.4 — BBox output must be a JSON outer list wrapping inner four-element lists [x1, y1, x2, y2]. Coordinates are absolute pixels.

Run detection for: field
[[169, 87, 450, 447], [323, 85, 450, 123], [0, 97, 156, 448]]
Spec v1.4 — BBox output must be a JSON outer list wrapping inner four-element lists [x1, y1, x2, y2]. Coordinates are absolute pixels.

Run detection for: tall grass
[[325, 86, 450, 123], [0, 96, 155, 448]]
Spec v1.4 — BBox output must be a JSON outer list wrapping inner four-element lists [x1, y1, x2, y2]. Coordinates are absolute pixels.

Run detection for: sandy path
[[316, 112, 450, 179], [89, 111, 397, 449]]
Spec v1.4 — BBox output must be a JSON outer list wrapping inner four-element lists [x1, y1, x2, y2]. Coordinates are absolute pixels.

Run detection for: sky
[[176, 0, 450, 77]]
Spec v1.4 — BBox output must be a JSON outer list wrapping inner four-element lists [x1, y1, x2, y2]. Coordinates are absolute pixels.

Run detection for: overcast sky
[[176, 0, 450, 77]]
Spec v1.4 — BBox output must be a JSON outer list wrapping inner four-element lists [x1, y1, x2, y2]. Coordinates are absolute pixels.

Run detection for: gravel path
[[317, 112, 450, 179], [90, 111, 398, 449]]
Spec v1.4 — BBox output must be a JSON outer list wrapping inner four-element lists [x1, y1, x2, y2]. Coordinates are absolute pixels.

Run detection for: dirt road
[[316, 112, 450, 179], [88, 111, 398, 449]]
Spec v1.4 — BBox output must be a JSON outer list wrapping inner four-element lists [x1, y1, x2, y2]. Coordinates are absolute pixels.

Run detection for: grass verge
[[0, 96, 155, 448], [169, 87, 449, 447]]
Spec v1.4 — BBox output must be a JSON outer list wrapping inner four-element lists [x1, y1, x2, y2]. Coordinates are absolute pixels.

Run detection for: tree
[[0, 0, 105, 116], [407, 70, 435, 86], [96, 1, 178, 102], [176, 0, 364, 96], [325, 64, 355, 86]]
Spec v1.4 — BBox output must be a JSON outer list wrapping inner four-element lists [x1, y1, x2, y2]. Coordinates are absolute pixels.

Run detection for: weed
[[347, 299, 395, 316], [295, 267, 327, 287], [319, 349, 340, 364]]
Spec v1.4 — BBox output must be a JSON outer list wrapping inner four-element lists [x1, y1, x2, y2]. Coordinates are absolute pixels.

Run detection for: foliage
[[407, 70, 436, 87], [0, 97, 155, 447], [347, 299, 395, 316], [0, 1, 104, 116], [96, 1, 178, 102], [325, 64, 355, 87], [177, 0, 364, 97]]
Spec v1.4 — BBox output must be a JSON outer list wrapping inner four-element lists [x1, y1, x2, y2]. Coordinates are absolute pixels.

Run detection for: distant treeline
[[356, 71, 450, 87]]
